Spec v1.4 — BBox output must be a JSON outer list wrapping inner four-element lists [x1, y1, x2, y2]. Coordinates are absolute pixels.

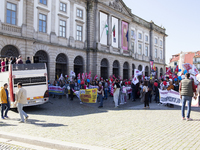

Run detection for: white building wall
[[0, 1, 5, 23], [18, 0, 23, 26]]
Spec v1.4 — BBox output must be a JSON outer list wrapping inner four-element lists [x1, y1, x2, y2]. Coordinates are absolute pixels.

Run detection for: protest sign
[[79, 88, 98, 103]]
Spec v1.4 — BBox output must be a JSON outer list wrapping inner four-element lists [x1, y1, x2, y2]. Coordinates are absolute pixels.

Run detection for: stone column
[[108, 14, 112, 46], [69, 2, 74, 46], [50, 0, 58, 43]]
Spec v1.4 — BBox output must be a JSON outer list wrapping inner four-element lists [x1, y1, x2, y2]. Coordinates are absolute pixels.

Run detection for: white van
[[0, 63, 49, 108]]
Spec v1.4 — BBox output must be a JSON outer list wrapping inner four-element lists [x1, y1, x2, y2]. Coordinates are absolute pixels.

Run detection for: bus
[[0, 63, 49, 108]]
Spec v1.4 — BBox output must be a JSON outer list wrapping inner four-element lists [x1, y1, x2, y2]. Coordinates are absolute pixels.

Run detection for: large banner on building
[[159, 89, 199, 107], [100, 12, 108, 45], [112, 17, 119, 48], [121, 21, 129, 51], [79, 89, 98, 103]]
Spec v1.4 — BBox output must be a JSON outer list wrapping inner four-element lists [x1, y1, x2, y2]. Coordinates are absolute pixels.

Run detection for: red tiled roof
[[170, 56, 179, 63], [184, 53, 195, 64]]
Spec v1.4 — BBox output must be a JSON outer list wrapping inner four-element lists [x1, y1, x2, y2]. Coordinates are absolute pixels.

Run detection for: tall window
[[60, 2, 66, 12], [155, 38, 158, 44], [59, 20, 66, 37], [138, 44, 142, 55], [131, 30, 134, 38], [76, 25, 82, 41], [160, 40, 163, 46], [39, 14, 47, 33], [155, 49, 157, 58], [77, 9, 83, 18], [160, 50, 162, 59], [40, 0, 47, 5], [145, 35, 148, 42], [145, 46, 148, 56], [6, 2, 16, 25], [131, 42, 134, 53], [138, 33, 142, 39]]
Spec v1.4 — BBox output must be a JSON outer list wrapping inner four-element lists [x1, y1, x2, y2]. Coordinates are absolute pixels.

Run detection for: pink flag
[[82, 73, 85, 80], [94, 75, 97, 80], [85, 73, 88, 79], [88, 71, 91, 79], [78, 73, 81, 79]]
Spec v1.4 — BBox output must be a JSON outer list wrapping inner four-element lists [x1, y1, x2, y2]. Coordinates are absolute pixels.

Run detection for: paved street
[[1, 95, 200, 150]]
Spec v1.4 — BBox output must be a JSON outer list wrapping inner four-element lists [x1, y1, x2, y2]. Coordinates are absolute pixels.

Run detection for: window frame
[[155, 38, 158, 44], [160, 40, 163, 46], [76, 25, 83, 41], [145, 46, 148, 56], [39, 0, 47, 5], [131, 30, 134, 38], [59, 19, 66, 38], [138, 33, 142, 40], [160, 50, 162, 59], [138, 44, 142, 55], [59, 2, 67, 13], [39, 13, 47, 33], [155, 48, 157, 58], [131, 42, 134, 53], [145, 35, 148, 42], [76, 8, 83, 19], [6, 2, 17, 25]]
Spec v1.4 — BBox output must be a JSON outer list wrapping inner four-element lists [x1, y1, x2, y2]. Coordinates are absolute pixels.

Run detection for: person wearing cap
[[113, 79, 120, 108], [167, 79, 174, 91], [97, 82, 104, 108], [179, 73, 197, 121]]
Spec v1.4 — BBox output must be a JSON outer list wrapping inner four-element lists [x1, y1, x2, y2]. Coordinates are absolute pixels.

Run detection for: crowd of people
[[0, 55, 31, 72]]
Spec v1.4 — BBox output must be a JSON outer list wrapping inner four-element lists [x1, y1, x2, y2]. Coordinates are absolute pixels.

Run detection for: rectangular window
[[131, 42, 134, 53], [59, 20, 66, 37], [138, 33, 142, 39], [76, 25, 82, 41], [138, 44, 142, 55], [131, 30, 134, 38], [145, 35, 148, 42], [155, 49, 157, 58], [160, 50, 162, 59], [6, 2, 16, 25], [145, 46, 148, 56], [160, 40, 163, 46], [77, 9, 83, 18], [39, 14, 47, 33], [155, 38, 158, 44], [60, 2, 66, 12], [40, 0, 47, 5]]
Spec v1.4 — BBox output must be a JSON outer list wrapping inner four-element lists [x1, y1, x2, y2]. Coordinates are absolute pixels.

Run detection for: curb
[[0, 131, 114, 150]]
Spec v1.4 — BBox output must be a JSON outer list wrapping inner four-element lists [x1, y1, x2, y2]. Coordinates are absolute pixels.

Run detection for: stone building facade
[[0, 0, 167, 82]]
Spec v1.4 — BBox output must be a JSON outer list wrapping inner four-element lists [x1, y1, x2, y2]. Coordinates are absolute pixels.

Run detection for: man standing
[[113, 79, 120, 108], [98, 82, 104, 108], [179, 73, 196, 121], [16, 55, 23, 64], [0, 83, 10, 119], [25, 57, 31, 64], [15, 82, 28, 123], [70, 80, 75, 101]]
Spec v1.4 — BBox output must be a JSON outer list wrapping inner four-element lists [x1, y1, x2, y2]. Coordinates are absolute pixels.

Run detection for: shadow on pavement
[[9, 95, 200, 117], [26, 119, 68, 127], [0, 121, 17, 127]]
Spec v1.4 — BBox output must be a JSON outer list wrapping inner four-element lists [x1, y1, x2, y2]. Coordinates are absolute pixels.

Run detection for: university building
[[0, 0, 167, 82]]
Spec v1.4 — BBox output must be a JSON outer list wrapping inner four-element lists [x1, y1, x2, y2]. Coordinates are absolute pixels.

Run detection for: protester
[[154, 81, 159, 103], [179, 73, 197, 121], [113, 79, 120, 108], [16, 55, 23, 64], [131, 82, 136, 102], [5, 57, 9, 71], [26, 57, 31, 64], [148, 80, 153, 103], [104, 79, 108, 100], [143, 81, 149, 109], [97, 82, 104, 108], [0, 83, 10, 119], [167, 79, 174, 91], [120, 82, 125, 105], [14, 82, 29, 123], [1, 59, 5, 72], [70, 80, 75, 101], [174, 80, 179, 92]]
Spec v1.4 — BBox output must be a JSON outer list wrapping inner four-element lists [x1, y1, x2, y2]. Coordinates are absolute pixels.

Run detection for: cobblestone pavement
[[0, 142, 34, 150], [1, 95, 200, 150]]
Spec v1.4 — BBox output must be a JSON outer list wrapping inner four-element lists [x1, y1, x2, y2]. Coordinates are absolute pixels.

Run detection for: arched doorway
[[123, 62, 129, 79], [35, 50, 49, 73], [74, 56, 83, 77], [1, 45, 19, 58], [145, 66, 149, 76], [56, 53, 67, 79], [101, 58, 108, 79], [160, 68, 163, 77], [138, 65, 142, 71], [132, 64, 135, 77], [113, 60, 119, 77]]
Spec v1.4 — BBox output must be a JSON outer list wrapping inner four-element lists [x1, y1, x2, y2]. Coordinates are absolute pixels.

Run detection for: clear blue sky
[[124, 0, 200, 64]]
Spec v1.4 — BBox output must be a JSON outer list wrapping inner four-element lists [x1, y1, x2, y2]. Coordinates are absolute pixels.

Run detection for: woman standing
[[1, 59, 5, 72], [143, 81, 150, 109]]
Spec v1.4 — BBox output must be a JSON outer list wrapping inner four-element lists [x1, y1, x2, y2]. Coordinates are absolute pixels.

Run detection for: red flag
[[174, 65, 179, 74], [85, 73, 88, 79], [82, 73, 85, 80], [78, 73, 80, 79], [88, 71, 91, 79], [94, 75, 97, 80]]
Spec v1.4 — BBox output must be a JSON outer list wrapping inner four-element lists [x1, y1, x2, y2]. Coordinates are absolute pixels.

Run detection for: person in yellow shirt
[[0, 83, 10, 119], [167, 79, 174, 91]]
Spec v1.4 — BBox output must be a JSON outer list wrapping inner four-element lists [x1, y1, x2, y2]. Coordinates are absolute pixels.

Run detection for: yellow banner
[[80, 88, 97, 103]]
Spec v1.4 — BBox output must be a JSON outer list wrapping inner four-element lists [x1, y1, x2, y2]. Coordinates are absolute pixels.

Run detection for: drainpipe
[[86, 0, 90, 73]]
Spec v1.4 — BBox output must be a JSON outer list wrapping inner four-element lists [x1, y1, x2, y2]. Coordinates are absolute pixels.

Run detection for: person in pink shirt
[[1, 59, 5, 72]]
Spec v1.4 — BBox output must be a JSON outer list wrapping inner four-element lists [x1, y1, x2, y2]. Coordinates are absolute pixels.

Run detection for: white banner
[[159, 89, 199, 107]]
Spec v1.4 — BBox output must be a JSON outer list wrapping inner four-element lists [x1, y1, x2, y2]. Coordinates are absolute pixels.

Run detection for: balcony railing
[[1, 23, 21, 33]]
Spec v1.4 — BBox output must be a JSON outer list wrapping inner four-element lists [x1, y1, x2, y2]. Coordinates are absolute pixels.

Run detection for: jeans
[[181, 96, 192, 118], [99, 95, 103, 107], [104, 90, 108, 99], [17, 103, 28, 122], [1, 102, 10, 118]]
